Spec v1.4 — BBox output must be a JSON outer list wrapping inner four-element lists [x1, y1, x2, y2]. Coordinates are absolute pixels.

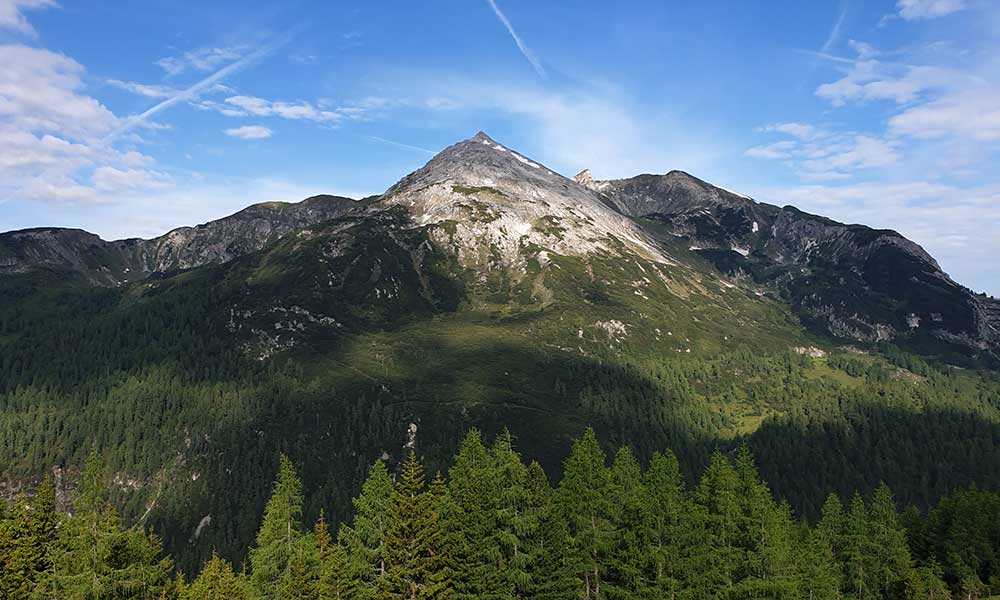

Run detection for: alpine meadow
[[2, 1, 1000, 599]]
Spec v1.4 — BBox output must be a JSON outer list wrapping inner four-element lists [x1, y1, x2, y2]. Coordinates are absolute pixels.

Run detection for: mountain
[[0, 194, 362, 286], [2, 132, 1000, 571], [577, 168, 1000, 363]]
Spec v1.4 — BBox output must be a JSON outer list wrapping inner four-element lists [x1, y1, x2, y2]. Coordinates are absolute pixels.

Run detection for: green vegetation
[[450, 184, 505, 197], [1, 209, 1000, 576], [4, 430, 1000, 599]]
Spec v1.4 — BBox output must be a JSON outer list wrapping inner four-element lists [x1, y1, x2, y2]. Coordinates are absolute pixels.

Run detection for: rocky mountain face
[[0, 194, 362, 286], [381, 132, 669, 271], [1, 132, 996, 360], [577, 169, 999, 361]]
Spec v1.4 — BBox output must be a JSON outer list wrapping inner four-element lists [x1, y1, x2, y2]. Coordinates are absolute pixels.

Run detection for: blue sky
[[1, 0, 998, 295]]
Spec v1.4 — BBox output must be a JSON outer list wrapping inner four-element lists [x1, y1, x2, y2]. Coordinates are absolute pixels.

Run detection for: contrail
[[485, 0, 546, 79], [820, 4, 848, 54], [366, 136, 436, 155], [103, 26, 304, 143]]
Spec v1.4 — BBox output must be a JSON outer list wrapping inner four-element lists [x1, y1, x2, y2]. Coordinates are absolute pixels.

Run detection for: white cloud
[[91, 166, 170, 191], [107, 30, 300, 140], [816, 59, 956, 106], [156, 46, 246, 76], [106, 79, 178, 99], [744, 141, 797, 159], [0, 0, 55, 37], [0, 44, 118, 140], [747, 125, 900, 180], [896, 0, 965, 20], [0, 44, 166, 204], [889, 87, 1000, 141], [197, 94, 369, 124], [759, 122, 816, 139], [224, 124, 273, 139], [800, 135, 900, 172]]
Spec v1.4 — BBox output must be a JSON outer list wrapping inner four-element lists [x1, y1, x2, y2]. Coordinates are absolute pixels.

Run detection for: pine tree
[[184, 551, 253, 600], [523, 461, 577, 600], [793, 522, 841, 600], [692, 450, 743, 598], [733, 446, 797, 599], [557, 428, 612, 600], [445, 430, 504, 600], [340, 459, 394, 600], [379, 451, 451, 600], [0, 479, 58, 599], [315, 511, 352, 600], [490, 430, 534, 599], [604, 446, 652, 599], [33, 457, 172, 599], [250, 454, 306, 599], [843, 492, 876, 600], [868, 483, 912, 598], [643, 450, 686, 599]]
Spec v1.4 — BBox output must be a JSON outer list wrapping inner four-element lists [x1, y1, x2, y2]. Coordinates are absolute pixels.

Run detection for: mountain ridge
[[1, 131, 997, 360]]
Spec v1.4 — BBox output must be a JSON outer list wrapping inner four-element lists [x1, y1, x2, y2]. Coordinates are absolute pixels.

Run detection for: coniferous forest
[[3, 427, 1000, 599]]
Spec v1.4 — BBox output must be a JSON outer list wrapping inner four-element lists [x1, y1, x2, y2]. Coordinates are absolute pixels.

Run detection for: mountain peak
[[470, 131, 495, 143], [379, 134, 670, 267]]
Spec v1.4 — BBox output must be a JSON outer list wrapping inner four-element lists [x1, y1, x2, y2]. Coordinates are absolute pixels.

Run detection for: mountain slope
[[0, 194, 363, 286], [577, 169, 999, 363]]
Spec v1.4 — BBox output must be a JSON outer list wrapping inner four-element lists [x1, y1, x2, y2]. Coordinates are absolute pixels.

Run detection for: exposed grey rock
[[585, 169, 997, 356]]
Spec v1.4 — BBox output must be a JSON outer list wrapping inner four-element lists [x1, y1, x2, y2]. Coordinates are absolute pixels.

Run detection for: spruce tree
[[250, 454, 306, 599], [445, 430, 504, 600], [692, 450, 742, 598], [184, 551, 253, 600], [490, 430, 534, 599], [843, 493, 876, 600], [867, 483, 912, 598], [557, 428, 612, 600], [0, 479, 58, 599], [340, 460, 394, 599], [643, 450, 687, 599], [604, 446, 652, 599], [379, 451, 451, 600], [34, 474, 172, 599], [315, 511, 352, 600], [523, 461, 578, 600]]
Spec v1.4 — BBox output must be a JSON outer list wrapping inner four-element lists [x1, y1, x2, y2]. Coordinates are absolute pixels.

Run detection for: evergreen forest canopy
[[2, 246, 1000, 575], [3, 428, 1000, 599]]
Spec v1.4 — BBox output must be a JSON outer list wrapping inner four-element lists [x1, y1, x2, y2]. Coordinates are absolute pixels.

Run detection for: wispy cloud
[[896, 0, 965, 20], [0, 0, 55, 37], [105, 27, 302, 142], [156, 46, 246, 76], [106, 79, 178, 99], [485, 0, 546, 79], [224, 124, 272, 139]]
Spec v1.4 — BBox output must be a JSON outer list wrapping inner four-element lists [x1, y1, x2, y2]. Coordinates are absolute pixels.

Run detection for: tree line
[[4, 428, 1000, 599]]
